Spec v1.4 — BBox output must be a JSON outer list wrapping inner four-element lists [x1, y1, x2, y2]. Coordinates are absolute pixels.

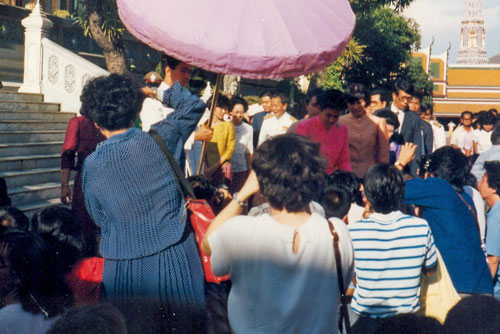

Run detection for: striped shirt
[[349, 211, 437, 318]]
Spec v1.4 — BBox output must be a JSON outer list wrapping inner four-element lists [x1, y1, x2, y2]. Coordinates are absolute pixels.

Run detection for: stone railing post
[[18, 0, 53, 94]]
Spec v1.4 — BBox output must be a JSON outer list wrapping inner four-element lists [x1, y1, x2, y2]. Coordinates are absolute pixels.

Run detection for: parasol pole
[[196, 72, 224, 175]]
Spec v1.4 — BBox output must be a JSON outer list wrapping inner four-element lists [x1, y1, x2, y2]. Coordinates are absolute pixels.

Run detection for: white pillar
[[18, 0, 53, 94]]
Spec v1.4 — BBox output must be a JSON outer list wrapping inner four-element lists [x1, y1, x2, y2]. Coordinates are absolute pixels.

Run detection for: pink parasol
[[116, 0, 356, 80]]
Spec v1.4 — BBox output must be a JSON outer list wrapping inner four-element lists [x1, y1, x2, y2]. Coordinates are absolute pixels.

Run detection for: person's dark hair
[[305, 88, 323, 105], [428, 146, 469, 191], [6, 230, 73, 318], [0, 206, 29, 233], [375, 109, 400, 130], [481, 111, 496, 127], [411, 91, 424, 103], [393, 79, 414, 96], [443, 295, 500, 334], [80, 74, 146, 131], [484, 161, 500, 195], [30, 206, 86, 264], [374, 313, 442, 334], [320, 186, 351, 219], [252, 134, 325, 212], [160, 54, 182, 70], [344, 83, 371, 106], [0, 177, 10, 206], [422, 102, 433, 115], [317, 89, 347, 112], [364, 164, 404, 214], [259, 90, 272, 99], [207, 94, 230, 110], [491, 126, 500, 145], [489, 108, 498, 116], [327, 170, 364, 207], [47, 303, 128, 334], [370, 88, 389, 104], [461, 110, 473, 119], [230, 95, 248, 112], [270, 90, 290, 105]]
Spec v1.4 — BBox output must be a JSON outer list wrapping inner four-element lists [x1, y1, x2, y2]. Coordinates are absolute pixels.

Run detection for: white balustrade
[[41, 38, 109, 113]]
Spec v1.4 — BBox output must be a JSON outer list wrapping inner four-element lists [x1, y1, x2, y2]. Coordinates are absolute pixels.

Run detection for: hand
[[396, 142, 417, 169], [141, 86, 154, 97], [194, 125, 213, 142], [239, 170, 260, 200], [61, 185, 72, 206], [222, 162, 232, 181]]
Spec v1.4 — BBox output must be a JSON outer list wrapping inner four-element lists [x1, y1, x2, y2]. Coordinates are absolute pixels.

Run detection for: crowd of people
[[1, 54, 500, 333]]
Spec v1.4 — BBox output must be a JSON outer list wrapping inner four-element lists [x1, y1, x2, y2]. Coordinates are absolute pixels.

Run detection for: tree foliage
[[343, 7, 421, 90]]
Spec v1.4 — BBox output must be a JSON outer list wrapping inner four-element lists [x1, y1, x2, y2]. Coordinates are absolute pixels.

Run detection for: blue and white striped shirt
[[349, 211, 437, 318]]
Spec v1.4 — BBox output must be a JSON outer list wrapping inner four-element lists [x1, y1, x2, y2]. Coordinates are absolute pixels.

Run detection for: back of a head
[[317, 89, 346, 112], [0, 206, 29, 233], [327, 170, 363, 207], [80, 74, 145, 132], [251, 134, 325, 212], [30, 206, 85, 261], [428, 146, 468, 191], [320, 186, 351, 219], [364, 164, 404, 214], [375, 108, 400, 130], [375, 313, 442, 334], [443, 295, 500, 334], [47, 303, 128, 334], [6, 230, 73, 318]]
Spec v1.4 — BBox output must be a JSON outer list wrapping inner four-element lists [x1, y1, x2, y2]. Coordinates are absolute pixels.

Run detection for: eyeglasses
[[398, 96, 411, 102]]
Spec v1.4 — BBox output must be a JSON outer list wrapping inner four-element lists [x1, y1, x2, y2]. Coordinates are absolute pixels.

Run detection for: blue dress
[[82, 83, 206, 332]]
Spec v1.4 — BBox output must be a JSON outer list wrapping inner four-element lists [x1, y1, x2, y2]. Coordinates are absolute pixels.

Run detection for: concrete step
[[0, 85, 21, 92], [0, 167, 60, 188], [0, 141, 63, 157], [0, 130, 65, 143], [0, 45, 24, 60], [0, 58, 23, 71], [0, 70, 23, 83], [0, 100, 60, 112], [0, 120, 68, 131], [9, 181, 72, 208], [0, 110, 75, 121], [0, 154, 60, 172], [17, 198, 64, 219], [0, 92, 43, 102]]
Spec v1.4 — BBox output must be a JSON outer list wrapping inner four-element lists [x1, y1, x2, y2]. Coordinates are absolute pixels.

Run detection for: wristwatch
[[232, 192, 247, 207]]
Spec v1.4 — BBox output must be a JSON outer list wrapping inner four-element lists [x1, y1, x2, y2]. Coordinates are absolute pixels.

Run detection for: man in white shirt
[[451, 111, 474, 156], [257, 91, 297, 146]]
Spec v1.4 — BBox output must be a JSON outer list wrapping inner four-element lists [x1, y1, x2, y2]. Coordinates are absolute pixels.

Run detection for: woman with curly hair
[[80, 73, 207, 333], [202, 134, 355, 334]]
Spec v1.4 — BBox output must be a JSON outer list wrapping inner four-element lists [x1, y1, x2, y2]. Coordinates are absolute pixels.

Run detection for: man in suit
[[409, 92, 433, 156], [390, 80, 422, 175]]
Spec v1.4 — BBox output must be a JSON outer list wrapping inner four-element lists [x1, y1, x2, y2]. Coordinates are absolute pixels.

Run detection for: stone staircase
[[0, 85, 76, 216]]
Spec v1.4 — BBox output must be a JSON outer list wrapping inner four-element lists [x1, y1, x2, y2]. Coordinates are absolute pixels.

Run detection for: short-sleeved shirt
[[473, 129, 493, 154], [451, 126, 473, 153], [349, 211, 437, 318], [257, 112, 296, 146], [209, 213, 355, 334], [231, 122, 253, 172], [486, 200, 500, 297]]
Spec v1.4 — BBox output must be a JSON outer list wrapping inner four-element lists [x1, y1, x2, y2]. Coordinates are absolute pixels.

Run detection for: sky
[[402, 0, 500, 63]]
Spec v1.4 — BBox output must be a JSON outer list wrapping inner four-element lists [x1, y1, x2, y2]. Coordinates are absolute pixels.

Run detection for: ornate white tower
[[457, 0, 488, 64]]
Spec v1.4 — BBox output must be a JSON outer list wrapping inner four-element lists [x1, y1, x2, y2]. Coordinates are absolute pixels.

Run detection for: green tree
[[402, 58, 434, 103], [74, 0, 128, 74], [343, 7, 421, 90]]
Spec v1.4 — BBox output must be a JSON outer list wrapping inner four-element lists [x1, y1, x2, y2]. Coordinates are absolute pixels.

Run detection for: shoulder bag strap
[[148, 129, 196, 199], [456, 191, 481, 235], [328, 219, 352, 334]]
